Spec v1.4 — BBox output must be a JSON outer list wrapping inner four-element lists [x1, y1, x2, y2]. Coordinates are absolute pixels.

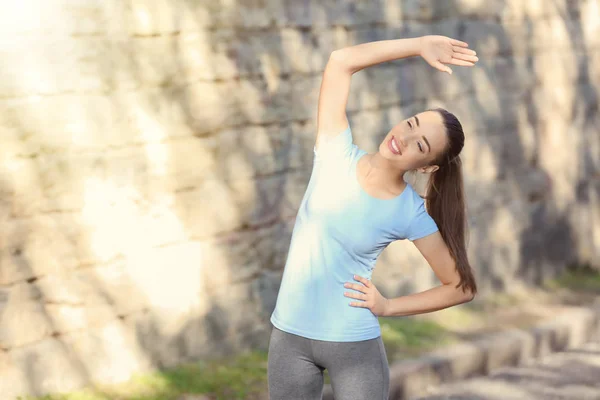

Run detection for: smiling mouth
[[389, 136, 401, 155]]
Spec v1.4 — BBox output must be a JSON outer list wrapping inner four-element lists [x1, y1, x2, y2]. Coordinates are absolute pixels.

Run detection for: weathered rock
[[0, 1, 598, 398], [60, 320, 153, 384], [0, 299, 54, 349], [0, 0, 124, 36], [4, 338, 88, 397]]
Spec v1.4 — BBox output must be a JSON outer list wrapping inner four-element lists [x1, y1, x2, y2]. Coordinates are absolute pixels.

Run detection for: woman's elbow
[[451, 282, 475, 304], [461, 288, 475, 304], [328, 50, 354, 73], [329, 49, 346, 62]]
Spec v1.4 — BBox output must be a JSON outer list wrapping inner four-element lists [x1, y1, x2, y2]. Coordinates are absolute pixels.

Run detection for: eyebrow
[[414, 115, 420, 127], [422, 135, 431, 153]]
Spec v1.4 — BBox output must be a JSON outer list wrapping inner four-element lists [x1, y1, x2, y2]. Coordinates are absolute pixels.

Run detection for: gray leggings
[[267, 326, 390, 400]]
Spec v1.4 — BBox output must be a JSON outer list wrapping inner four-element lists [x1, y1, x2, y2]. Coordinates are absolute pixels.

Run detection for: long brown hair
[[425, 108, 477, 295]]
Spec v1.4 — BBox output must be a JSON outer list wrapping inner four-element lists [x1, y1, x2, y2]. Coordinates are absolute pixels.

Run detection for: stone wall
[[0, 0, 598, 398]]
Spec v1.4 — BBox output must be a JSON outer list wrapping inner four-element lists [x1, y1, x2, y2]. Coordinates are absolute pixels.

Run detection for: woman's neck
[[363, 152, 407, 191]]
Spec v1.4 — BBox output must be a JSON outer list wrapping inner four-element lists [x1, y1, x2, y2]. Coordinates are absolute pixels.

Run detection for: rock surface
[[0, 0, 598, 398]]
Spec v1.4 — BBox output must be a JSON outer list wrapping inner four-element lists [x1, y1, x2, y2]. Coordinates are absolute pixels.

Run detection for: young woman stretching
[[268, 35, 479, 399]]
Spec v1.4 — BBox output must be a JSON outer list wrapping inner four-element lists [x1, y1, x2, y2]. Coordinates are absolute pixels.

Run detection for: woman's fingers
[[345, 282, 367, 293], [450, 38, 469, 47], [448, 58, 476, 67], [432, 60, 452, 74], [344, 291, 367, 300], [452, 46, 477, 56], [353, 275, 370, 286], [452, 52, 479, 63]]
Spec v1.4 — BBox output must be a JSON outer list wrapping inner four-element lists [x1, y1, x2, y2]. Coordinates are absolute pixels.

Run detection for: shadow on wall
[[0, 0, 598, 397], [516, 0, 599, 285]]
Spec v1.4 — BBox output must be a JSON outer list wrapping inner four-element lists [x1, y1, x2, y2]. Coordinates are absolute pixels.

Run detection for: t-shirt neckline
[[353, 152, 409, 202]]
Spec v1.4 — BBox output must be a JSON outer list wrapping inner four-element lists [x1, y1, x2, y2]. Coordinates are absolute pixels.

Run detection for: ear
[[418, 165, 439, 174]]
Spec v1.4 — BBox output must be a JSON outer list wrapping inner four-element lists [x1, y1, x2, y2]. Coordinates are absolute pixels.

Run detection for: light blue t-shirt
[[270, 125, 439, 342]]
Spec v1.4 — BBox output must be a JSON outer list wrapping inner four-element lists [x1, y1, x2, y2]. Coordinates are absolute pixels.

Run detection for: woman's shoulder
[[401, 182, 427, 209], [402, 181, 419, 198]]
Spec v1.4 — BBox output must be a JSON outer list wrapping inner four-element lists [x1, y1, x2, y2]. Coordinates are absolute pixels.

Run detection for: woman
[[268, 35, 479, 399]]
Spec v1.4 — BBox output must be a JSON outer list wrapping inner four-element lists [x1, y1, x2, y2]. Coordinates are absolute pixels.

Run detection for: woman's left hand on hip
[[344, 275, 390, 317]]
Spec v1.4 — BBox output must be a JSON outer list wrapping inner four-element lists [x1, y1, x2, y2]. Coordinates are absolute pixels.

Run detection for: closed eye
[[417, 142, 423, 152], [407, 120, 413, 129]]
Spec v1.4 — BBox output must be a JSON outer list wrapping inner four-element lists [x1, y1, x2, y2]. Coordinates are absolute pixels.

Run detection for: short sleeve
[[313, 125, 354, 162], [406, 201, 439, 241]]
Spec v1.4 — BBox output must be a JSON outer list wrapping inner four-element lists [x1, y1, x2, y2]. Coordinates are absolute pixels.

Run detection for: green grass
[[19, 350, 270, 400], [22, 318, 453, 400], [544, 265, 600, 292], [379, 316, 454, 362]]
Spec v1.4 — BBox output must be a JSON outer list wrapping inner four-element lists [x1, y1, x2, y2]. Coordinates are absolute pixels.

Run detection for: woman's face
[[378, 110, 448, 173]]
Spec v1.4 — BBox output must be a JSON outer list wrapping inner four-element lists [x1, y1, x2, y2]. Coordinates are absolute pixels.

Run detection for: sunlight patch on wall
[[81, 178, 206, 315]]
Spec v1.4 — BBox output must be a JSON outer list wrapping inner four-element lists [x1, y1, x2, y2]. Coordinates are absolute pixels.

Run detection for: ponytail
[[425, 154, 477, 295]]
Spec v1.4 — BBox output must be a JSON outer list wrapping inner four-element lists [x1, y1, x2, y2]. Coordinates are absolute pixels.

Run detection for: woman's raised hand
[[419, 35, 479, 74]]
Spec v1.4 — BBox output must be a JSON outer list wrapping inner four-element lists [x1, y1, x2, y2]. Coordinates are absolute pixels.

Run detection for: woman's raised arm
[[316, 38, 422, 148], [316, 36, 477, 149], [314, 53, 353, 149]]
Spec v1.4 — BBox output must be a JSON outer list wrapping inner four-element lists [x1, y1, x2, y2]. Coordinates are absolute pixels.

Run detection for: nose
[[397, 136, 407, 149]]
